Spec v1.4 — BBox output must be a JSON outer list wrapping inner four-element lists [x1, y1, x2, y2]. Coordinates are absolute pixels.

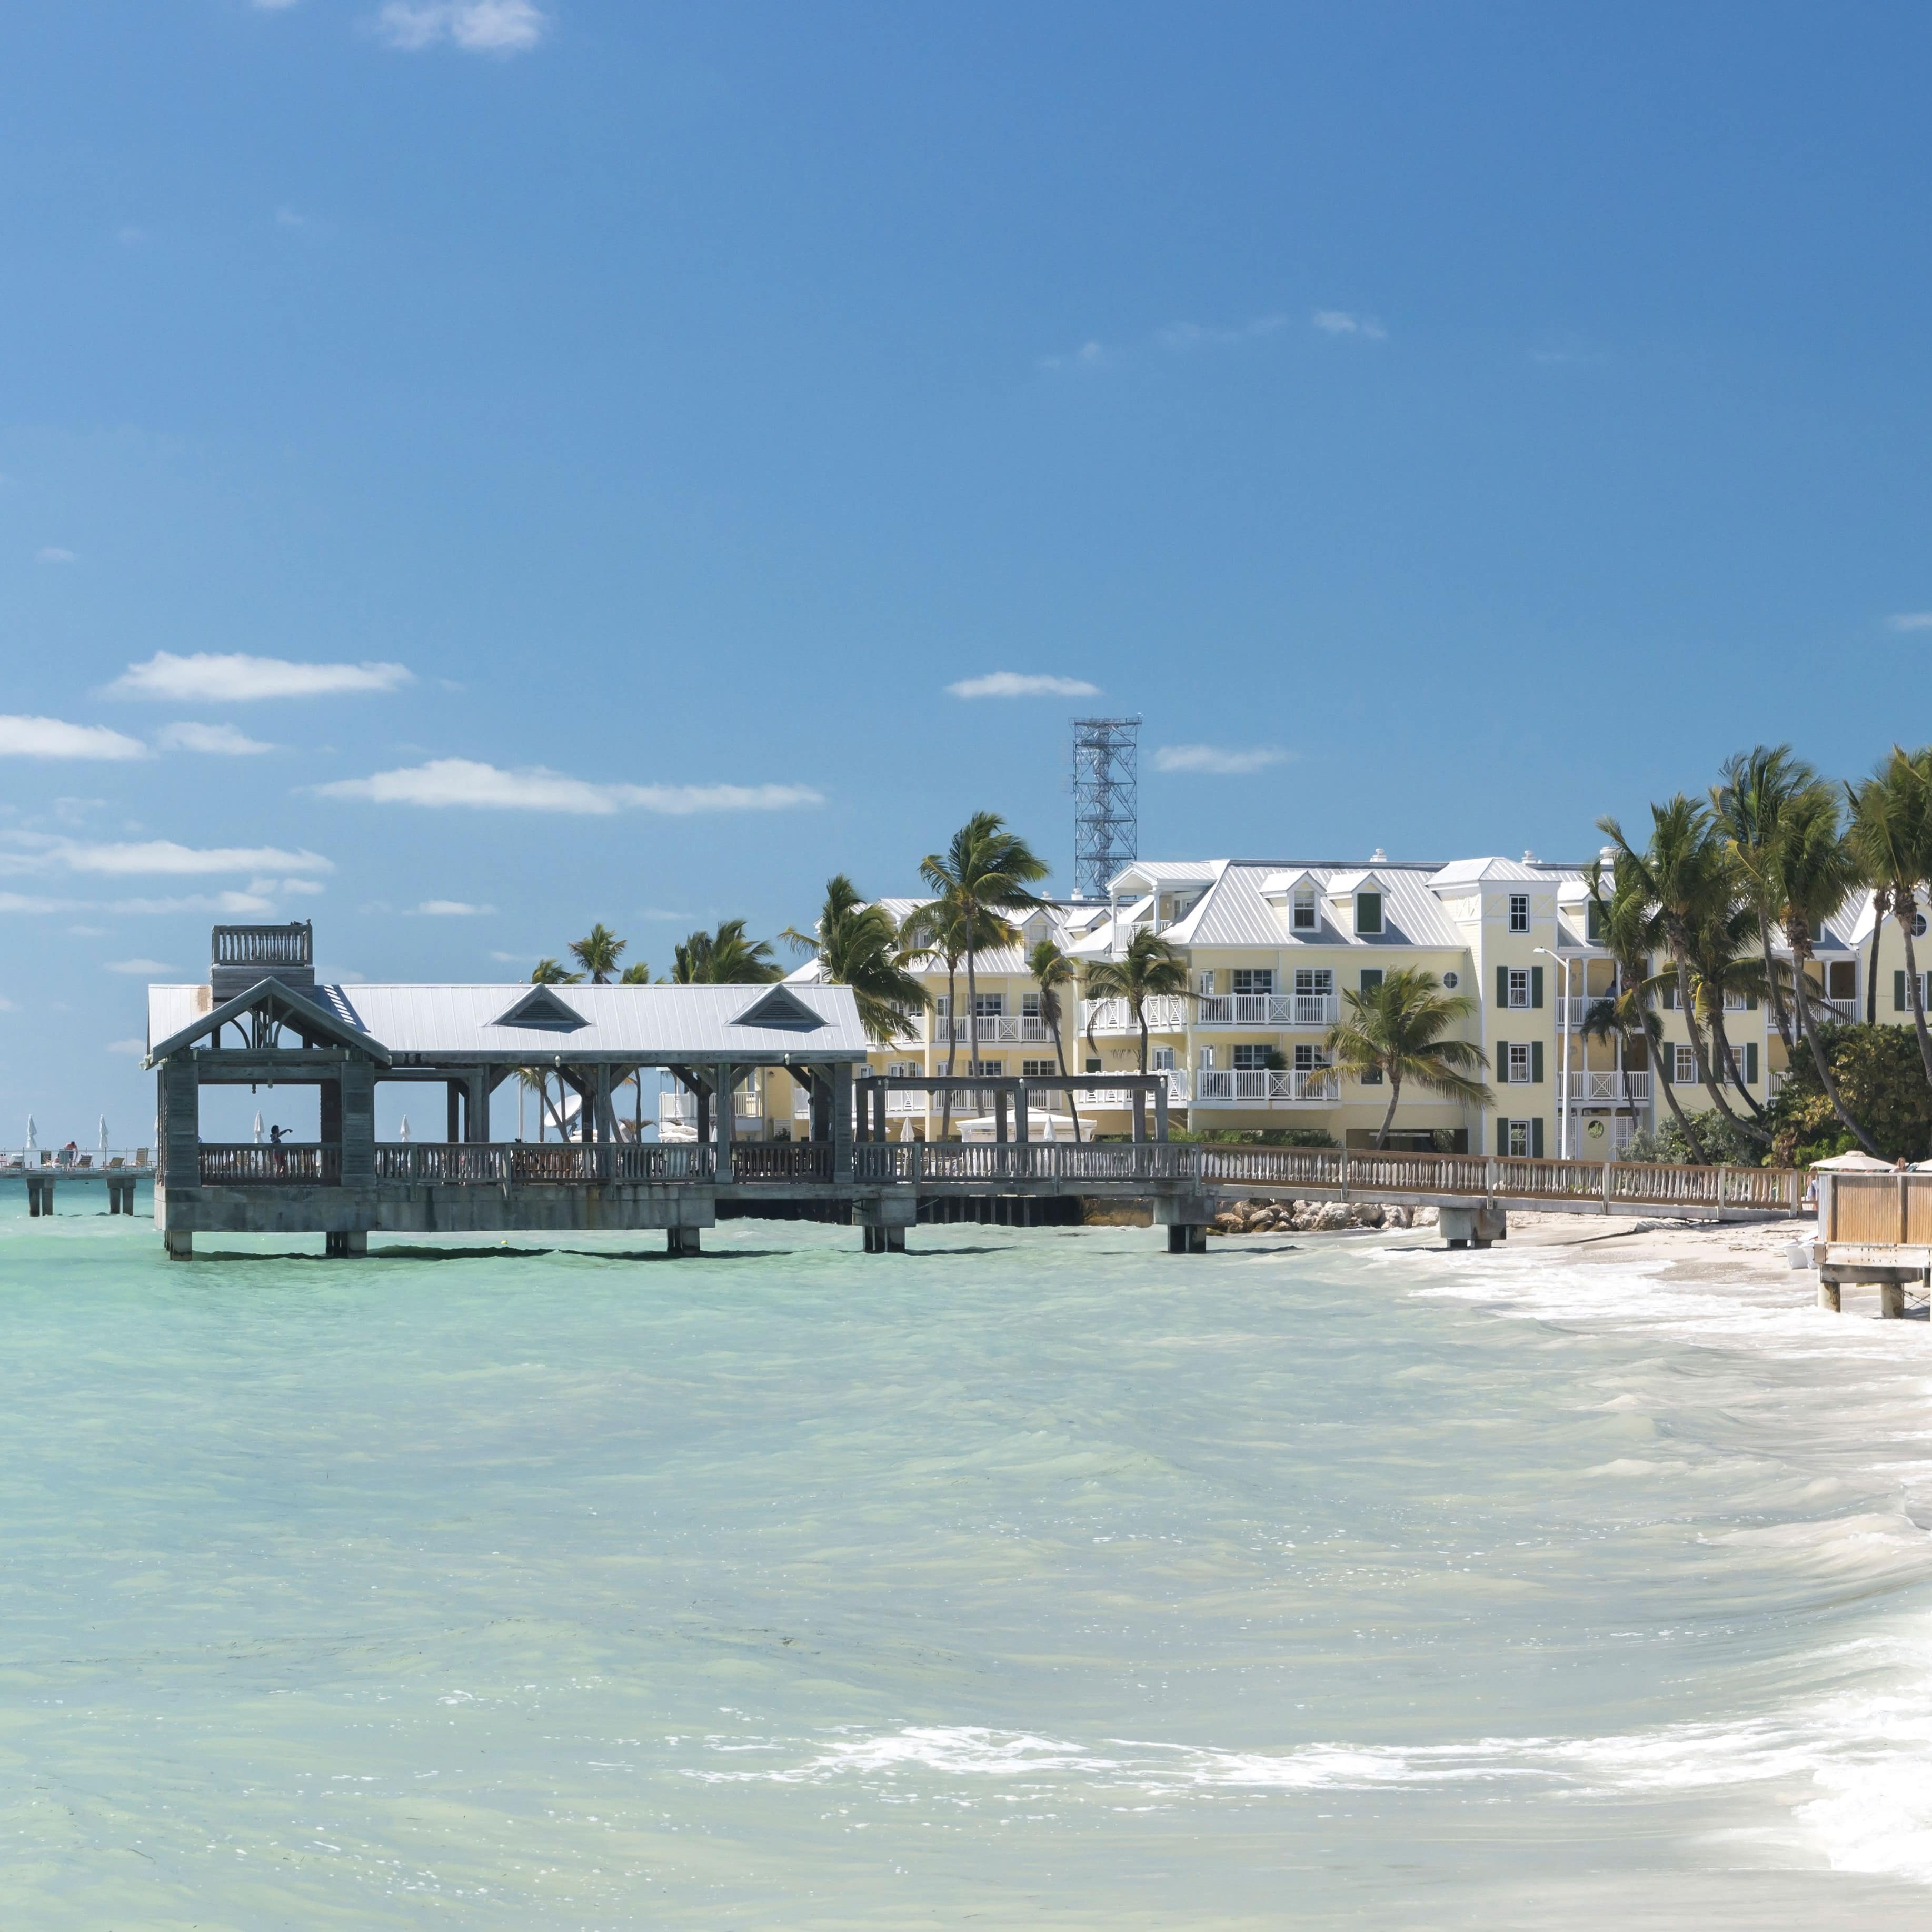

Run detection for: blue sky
[[4, 2, 1932, 1136]]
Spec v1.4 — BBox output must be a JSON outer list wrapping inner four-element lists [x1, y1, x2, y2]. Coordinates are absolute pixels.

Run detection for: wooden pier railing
[[182, 1139, 1810, 1217], [198, 1143, 342, 1186]]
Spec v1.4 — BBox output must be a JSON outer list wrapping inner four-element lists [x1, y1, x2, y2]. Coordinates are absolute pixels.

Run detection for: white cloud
[[105, 958, 175, 974], [155, 721, 277, 755], [0, 716, 148, 761], [374, 2, 547, 52], [1152, 743, 1290, 776], [315, 758, 825, 815], [2, 833, 333, 877], [0, 893, 79, 914], [107, 651, 412, 702], [1041, 313, 1291, 372], [281, 877, 326, 895], [36, 546, 76, 564], [947, 672, 1101, 700], [105, 1038, 147, 1059], [1887, 613, 1932, 632], [413, 899, 496, 915], [1311, 310, 1388, 341], [109, 891, 277, 916]]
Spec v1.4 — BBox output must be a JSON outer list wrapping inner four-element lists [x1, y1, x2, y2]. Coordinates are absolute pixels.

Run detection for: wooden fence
[[1823, 1172, 1932, 1246]]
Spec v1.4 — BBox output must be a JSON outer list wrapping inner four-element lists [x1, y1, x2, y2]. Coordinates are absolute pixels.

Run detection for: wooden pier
[[1808, 1170, 1932, 1318], [143, 926, 1810, 1260], [2, 1152, 151, 1216]]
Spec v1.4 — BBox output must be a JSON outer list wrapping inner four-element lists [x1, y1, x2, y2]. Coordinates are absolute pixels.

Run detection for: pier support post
[[324, 1231, 367, 1258], [856, 1193, 916, 1254], [1155, 1191, 1213, 1254], [1166, 1222, 1208, 1254], [1817, 1280, 1841, 1313], [1441, 1204, 1507, 1250], [666, 1226, 702, 1257], [1880, 1280, 1907, 1319], [165, 1229, 193, 1261]]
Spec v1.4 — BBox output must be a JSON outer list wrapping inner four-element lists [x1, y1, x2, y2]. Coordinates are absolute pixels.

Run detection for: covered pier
[[145, 927, 1810, 1261]]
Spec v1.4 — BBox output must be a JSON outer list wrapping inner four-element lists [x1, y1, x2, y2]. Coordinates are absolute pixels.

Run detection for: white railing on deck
[[1193, 1068, 1339, 1103], [932, 1015, 1057, 1044], [1560, 1070, 1650, 1102], [1194, 992, 1338, 1028], [1081, 994, 1189, 1035]]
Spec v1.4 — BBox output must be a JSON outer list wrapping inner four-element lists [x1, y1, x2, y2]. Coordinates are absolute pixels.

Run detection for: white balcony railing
[[1560, 1070, 1651, 1103], [1081, 994, 1189, 1035], [660, 1088, 764, 1125], [1193, 1068, 1339, 1104], [1813, 996, 1859, 1026], [1195, 992, 1338, 1029], [932, 1015, 1057, 1045], [1556, 993, 1624, 1031], [794, 1071, 1193, 1121]]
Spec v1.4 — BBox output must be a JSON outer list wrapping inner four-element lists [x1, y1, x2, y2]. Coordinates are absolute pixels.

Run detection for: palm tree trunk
[[939, 959, 959, 1138], [1867, 885, 1893, 1024], [1677, 955, 1755, 1135], [1050, 1005, 1083, 1140], [1649, 1011, 1709, 1162], [1704, 1002, 1768, 1127], [1791, 948, 1881, 1155], [1136, 1002, 1149, 1077], [1761, 906, 1795, 1051], [1897, 895, 1932, 1085], [964, 938, 980, 1125], [1375, 1071, 1401, 1149]]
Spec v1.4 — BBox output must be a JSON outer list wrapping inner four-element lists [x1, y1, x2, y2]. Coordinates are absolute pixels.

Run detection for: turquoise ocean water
[[3, 1199, 1931, 1928]]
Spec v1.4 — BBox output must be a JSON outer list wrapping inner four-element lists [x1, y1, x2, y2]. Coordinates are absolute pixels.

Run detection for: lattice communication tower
[[1071, 716, 1141, 900]]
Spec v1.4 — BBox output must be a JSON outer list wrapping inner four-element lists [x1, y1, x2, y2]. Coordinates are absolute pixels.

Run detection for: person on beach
[[269, 1123, 287, 1175]]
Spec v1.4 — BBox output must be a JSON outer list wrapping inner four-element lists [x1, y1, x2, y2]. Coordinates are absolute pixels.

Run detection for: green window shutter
[[1746, 1042, 1758, 1084], [1496, 964, 1510, 1009], [1530, 965, 1544, 1008], [1495, 1038, 1508, 1082], [1531, 1040, 1544, 1083], [1746, 989, 1758, 1011], [1896, 970, 1907, 1013], [1359, 968, 1383, 993], [1532, 1116, 1545, 1158]]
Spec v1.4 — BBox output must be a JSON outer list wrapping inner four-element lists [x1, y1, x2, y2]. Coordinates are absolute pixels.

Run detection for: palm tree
[[1711, 745, 1811, 1053], [1585, 854, 1709, 1160], [515, 1065, 569, 1140], [1682, 897, 1772, 1135], [1321, 968, 1491, 1149], [1846, 746, 1932, 1085], [1028, 935, 1082, 1138], [620, 962, 653, 984], [530, 958, 582, 985], [913, 812, 1049, 1097], [671, 920, 781, 984], [1768, 782, 1881, 1154], [781, 875, 928, 1043], [569, 923, 627, 983], [1598, 798, 1760, 1140], [1082, 930, 1190, 1074], [899, 894, 976, 1136]]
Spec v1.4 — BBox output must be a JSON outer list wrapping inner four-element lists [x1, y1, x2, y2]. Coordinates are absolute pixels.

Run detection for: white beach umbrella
[[252, 1111, 265, 1144], [1042, 1108, 1057, 1143], [399, 1115, 410, 1143], [25, 1115, 37, 1151], [899, 1112, 914, 1142], [99, 1116, 109, 1152]]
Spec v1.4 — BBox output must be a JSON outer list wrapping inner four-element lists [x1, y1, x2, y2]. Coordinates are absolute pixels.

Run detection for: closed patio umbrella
[[25, 1115, 36, 1151], [252, 1111, 264, 1144]]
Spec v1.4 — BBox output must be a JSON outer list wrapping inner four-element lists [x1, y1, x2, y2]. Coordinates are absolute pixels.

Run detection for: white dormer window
[[1355, 890, 1383, 935], [1291, 888, 1317, 932], [1509, 893, 1530, 933]]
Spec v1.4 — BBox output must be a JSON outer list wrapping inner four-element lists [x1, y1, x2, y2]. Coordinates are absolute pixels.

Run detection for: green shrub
[[1767, 1024, 1932, 1164]]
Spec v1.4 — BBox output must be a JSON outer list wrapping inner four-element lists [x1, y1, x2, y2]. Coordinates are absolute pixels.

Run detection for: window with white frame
[[965, 1059, 1003, 1077], [1674, 1044, 1697, 1084], [1294, 967, 1334, 996], [1507, 968, 1531, 1008], [1151, 1046, 1176, 1071], [1021, 992, 1041, 1018], [1505, 1118, 1532, 1157], [1021, 1059, 1058, 1079], [1198, 1045, 1217, 1069], [1293, 1044, 1330, 1070], [973, 992, 1004, 1018], [1197, 970, 1217, 995], [933, 994, 950, 1019], [885, 1060, 920, 1079], [1232, 969, 1274, 995], [1507, 1042, 1531, 1084], [1509, 892, 1530, 933], [1291, 889, 1318, 931], [1232, 1044, 1273, 1070]]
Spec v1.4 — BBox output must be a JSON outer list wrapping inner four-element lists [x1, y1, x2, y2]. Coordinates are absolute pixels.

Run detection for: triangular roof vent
[[731, 985, 826, 1032], [491, 984, 588, 1031]]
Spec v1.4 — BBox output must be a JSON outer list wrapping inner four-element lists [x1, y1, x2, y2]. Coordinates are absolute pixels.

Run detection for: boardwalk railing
[[371, 1144, 717, 1184], [199, 1143, 342, 1185], [186, 1138, 1810, 1216]]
